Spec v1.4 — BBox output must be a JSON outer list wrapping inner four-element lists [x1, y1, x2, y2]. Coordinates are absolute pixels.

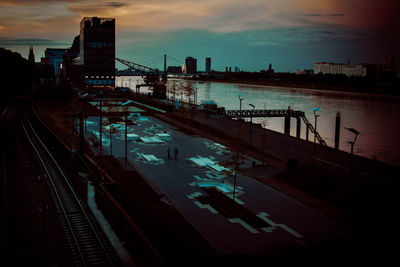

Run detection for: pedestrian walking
[[174, 147, 179, 160], [167, 147, 171, 159]]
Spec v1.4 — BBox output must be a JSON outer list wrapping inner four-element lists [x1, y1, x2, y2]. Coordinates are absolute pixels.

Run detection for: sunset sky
[[0, 0, 399, 72]]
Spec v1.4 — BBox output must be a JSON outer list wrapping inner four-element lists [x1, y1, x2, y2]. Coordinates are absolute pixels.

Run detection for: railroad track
[[21, 117, 121, 266]]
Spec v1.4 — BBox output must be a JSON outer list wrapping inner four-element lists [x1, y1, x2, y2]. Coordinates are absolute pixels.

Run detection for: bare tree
[[106, 118, 118, 156], [167, 80, 178, 101], [219, 125, 249, 201], [179, 81, 196, 133]]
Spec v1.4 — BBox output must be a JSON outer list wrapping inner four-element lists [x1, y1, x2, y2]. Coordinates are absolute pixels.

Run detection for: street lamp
[[344, 127, 360, 155], [261, 120, 268, 166], [121, 100, 132, 167], [99, 99, 103, 156], [312, 107, 321, 160], [238, 93, 245, 112], [249, 103, 255, 146], [194, 87, 198, 106], [79, 92, 89, 153]]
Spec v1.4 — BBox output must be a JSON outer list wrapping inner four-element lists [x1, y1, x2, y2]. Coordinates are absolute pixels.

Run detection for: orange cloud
[[0, 0, 398, 40]]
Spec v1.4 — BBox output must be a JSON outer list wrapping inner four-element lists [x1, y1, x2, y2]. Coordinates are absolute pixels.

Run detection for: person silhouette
[[167, 147, 171, 159], [173, 147, 179, 160]]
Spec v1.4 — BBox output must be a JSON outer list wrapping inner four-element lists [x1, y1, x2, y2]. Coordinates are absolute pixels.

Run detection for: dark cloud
[[317, 30, 335, 35], [0, 0, 81, 5], [304, 14, 323, 17], [0, 37, 69, 46], [106, 1, 127, 8], [305, 13, 345, 17]]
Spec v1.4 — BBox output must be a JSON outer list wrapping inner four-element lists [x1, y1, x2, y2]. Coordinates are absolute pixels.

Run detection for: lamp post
[[249, 103, 255, 146], [261, 120, 267, 166], [99, 99, 103, 156], [312, 107, 321, 160], [344, 127, 360, 171], [344, 127, 360, 155], [79, 92, 89, 152], [193, 87, 198, 116], [122, 100, 132, 167], [238, 93, 245, 113]]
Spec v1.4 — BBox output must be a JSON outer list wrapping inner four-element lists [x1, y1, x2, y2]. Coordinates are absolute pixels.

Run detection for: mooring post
[[335, 111, 341, 149], [284, 106, 291, 135], [296, 117, 301, 138]]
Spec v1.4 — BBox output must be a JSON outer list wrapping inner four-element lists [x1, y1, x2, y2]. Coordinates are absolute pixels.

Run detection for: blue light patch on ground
[[197, 181, 234, 193]]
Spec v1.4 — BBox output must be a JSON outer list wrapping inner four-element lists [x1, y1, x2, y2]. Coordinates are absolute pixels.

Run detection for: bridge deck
[[224, 109, 326, 146], [224, 109, 305, 118]]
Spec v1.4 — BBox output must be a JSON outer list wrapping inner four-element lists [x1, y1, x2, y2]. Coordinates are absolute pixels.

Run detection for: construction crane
[[116, 57, 167, 99]]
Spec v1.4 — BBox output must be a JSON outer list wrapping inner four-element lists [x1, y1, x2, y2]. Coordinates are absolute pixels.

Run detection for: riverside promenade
[[133, 93, 398, 182], [130, 93, 400, 230]]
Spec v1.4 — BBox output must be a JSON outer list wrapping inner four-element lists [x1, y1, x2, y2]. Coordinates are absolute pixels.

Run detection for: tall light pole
[[261, 120, 268, 166], [79, 93, 89, 153], [99, 100, 103, 156], [249, 103, 255, 146], [312, 107, 321, 160], [122, 100, 132, 167], [344, 127, 360, 171], [238, 93, 245, 113], [344, 127, 360, 155], [193, 87, 198, 115]]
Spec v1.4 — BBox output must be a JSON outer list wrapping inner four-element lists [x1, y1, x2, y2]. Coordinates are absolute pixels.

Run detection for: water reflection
[[116, 77, 400, 167]]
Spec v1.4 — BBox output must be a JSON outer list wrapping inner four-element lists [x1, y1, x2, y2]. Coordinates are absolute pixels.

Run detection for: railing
[[116, 90, 328, 146], [224, 109, 305, 118], [300, 115, 327, 145]]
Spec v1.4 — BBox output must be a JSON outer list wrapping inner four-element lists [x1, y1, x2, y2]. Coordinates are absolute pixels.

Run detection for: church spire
[[28, 45, 35, 63]]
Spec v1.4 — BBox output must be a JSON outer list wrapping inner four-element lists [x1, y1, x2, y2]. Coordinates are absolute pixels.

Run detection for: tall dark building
[[185, 57, 197, 74], [80, 17, 115, 88], [28, 45, 35, 63], [205, 57, 211, 73], [43, 48, 67, 76]]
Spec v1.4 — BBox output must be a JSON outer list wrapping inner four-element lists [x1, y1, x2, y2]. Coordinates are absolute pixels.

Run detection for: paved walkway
[[84, 111, 348, 255]]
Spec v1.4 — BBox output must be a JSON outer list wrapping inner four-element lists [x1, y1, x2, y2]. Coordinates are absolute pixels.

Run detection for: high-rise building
[[184, 57, 197, 74], [205, 57, 211, 73], [28, 45, 35, 63], [80, 17, 115, 88]]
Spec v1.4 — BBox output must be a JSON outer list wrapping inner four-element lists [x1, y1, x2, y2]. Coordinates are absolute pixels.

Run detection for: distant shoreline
[[187, 78, 400, 98]]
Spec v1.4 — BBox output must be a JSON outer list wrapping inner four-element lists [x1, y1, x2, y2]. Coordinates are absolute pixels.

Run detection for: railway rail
[[21, 116, 121, 266]]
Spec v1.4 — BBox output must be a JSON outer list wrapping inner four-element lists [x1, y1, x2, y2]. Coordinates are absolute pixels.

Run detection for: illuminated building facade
[[80, 17, 115, 88]]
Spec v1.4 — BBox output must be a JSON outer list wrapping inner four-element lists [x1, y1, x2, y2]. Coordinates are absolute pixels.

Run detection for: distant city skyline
[[1, 0, 399, 72]]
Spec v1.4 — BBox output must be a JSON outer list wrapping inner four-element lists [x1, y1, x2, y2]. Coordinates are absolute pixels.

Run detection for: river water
[[116, 76, 400, 167]]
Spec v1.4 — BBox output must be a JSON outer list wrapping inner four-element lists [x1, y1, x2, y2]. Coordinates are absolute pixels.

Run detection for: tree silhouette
[[219, 125, 249, 201]]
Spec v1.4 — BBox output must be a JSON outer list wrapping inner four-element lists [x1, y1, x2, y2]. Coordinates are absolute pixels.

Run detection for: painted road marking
[[228, 218, 259, 234], [257, 212, 303, 239]]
